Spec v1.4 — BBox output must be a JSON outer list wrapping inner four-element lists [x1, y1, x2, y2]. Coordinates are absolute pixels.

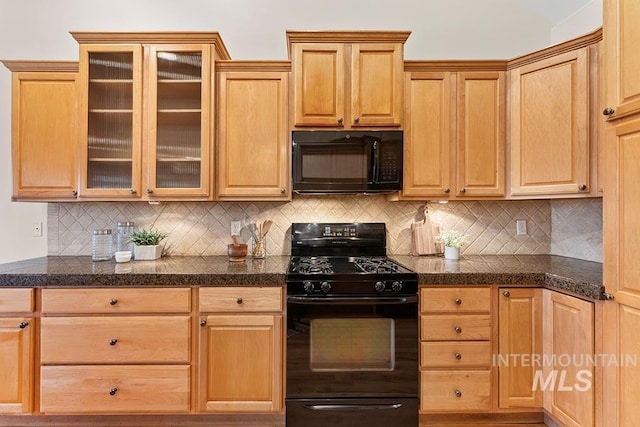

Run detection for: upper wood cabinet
[[72, 32, 230, 201], [509, 47, 590, 196], [401, 64, 506, 200], [2, 61, 79, 201], [603, 0, 640, 120], [216, 61, 290, 200], [288, 31, 409, 128]]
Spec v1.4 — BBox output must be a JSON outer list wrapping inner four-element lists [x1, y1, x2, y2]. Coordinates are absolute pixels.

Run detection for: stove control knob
[[392, 281, 403, 292], [320, 281, 332, 293], [303, 281, 314, 293], [375, 281, 386, 292]]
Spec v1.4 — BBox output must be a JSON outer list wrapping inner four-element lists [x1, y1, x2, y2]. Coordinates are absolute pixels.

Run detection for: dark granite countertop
[[0, 254, 604, 300]]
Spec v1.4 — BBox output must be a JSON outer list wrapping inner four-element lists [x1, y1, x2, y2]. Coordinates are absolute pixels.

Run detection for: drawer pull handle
[[454, 298, 462, 305], [18, 321, 29, 329], [454, 326, 462, 334], [109, 298, 118, 306], [200, 319, 207, 327], [236, 297, 243, 304], [454, 352, 462, 360], [503, 291, 510, 297], [109, 387, 118, 396], [454, 389, 462, 398], [109, 339, 118, 346]]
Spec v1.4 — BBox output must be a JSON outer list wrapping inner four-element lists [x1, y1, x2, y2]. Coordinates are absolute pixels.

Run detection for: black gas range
[[286, 223, 419, 427], [287, 222, 418, 297]]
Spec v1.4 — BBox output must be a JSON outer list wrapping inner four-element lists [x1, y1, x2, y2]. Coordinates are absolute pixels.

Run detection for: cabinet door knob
[[454, 326, 462, 333], [454, 352, 462, 360], [354, 116, 360, 123], [200, 319, 207, 327], [146, 188, 153, 194], [460, 188, 466, 193], [337, 117, 344, 124], [72, 190, 78, 196], [579, 184, 587, 191], [109, 339, 118, 346], [109, 298, 118, 306], [444, 188, 451, 194], [236, 297, 243, 304], [503, 290, 510, 297], [454, 389, 462, 398], [455, 298, 462, 305], [280, 187, 286, 194], [603, 107, 615, 116], [18, 321, 29, 329], [130, 189, 137, 195], [109, 387, 118, 396]]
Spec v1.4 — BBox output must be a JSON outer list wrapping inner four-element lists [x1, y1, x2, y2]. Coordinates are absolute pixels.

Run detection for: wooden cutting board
[[411, 216, 443, 256]]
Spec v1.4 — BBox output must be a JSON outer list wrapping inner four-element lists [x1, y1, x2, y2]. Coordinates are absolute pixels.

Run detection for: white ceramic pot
[[444, 246, 460, 260], [133, 244, 162, 260]]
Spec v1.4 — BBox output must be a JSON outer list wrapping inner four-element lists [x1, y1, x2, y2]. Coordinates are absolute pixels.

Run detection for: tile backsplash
[[46, 196, 601, 261]]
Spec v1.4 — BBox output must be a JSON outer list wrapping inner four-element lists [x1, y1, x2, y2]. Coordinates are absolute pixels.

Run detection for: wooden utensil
[[261, 220, 272, 237]]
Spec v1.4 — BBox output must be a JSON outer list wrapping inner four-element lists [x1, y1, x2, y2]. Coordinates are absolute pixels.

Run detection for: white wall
[[0, 0, 602, 263], [551, 0, 603, 45]]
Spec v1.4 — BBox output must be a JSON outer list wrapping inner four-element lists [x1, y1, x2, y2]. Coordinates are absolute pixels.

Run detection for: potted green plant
[[436, 229, 468, 260], [129, 228, 168, 260]]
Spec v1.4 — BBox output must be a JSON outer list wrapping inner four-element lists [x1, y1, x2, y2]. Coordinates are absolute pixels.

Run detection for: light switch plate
[[516, 219, 527, 235]]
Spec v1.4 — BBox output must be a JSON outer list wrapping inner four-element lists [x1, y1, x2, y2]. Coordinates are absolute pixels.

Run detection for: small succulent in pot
[[129, 228, 168, 246]]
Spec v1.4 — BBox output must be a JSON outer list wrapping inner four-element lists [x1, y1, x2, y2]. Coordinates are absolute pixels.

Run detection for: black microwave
[[292, 131, 403, 194]]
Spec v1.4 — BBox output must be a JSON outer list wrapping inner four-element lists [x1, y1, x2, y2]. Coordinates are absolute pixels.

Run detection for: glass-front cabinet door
[[78, 45, 143, 198], [146, 45, 211, 198]]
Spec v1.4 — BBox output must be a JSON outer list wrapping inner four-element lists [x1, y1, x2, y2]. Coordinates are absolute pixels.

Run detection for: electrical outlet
[[33, 221, 43, 237], [230, 220, 242, 236], [516, 219, 527, 236]]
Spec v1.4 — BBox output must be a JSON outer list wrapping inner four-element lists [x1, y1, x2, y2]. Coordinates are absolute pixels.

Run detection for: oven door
[[286, 294, 418, 426]]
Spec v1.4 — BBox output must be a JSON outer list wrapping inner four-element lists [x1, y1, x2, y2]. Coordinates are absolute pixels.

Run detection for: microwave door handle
[[369, 140, 378, 183]]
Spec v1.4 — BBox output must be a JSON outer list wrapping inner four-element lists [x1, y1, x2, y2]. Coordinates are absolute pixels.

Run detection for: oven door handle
[[287, 295, 418, 305], [305, 403, 404, 411]]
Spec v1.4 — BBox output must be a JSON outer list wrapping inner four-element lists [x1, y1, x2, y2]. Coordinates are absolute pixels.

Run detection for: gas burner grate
[[353, 257, 401, 274], [292, 257, 334, 274]]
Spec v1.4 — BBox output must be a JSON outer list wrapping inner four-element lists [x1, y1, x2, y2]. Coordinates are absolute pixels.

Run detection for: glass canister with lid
[[116, 221, 135, 254], [92, 229, 113, 261]]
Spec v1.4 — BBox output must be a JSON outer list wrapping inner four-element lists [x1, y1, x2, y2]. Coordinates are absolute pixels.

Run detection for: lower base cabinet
[[198, 287, 284, 413]]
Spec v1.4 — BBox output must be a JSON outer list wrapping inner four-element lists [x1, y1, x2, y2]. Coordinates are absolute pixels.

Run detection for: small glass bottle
[[252, 236, 266, 259], [116, 221, 135, 253], [92, 229, 113, 261]]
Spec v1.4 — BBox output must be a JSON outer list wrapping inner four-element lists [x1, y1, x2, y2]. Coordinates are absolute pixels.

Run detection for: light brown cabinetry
[[0, 289, 34, 414], [498, 287, 542, 409], [2, 61, 78, 201], [216, 61, 290, 200], [198, 287, 284, 413], [288, 31, 408, 128], [39, 288, 191, 414], [602, 0, 640, 423], [72, 32, 230, 200], [542, 290, 594, 427], [509, 48, 591, 196], [401, 65, 506, 199], [420, 287, 492, 413]]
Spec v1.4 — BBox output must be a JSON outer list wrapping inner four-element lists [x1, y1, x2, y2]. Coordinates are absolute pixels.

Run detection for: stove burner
[[353, 257, 401, 274], [293, 257, 333, 274]]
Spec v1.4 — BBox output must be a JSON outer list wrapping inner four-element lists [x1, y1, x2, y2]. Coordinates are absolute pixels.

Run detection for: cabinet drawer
[[421, 287, 491, 313], [40, 365, 190, 414], [41, 316, 190, 363], [0, 288, 34, 313], [421, 314, 491, 341], [41, 288, 191, 314], [421, 341, 492, 368], [421, 370, 491, 412], [199, 287, 282, 313]]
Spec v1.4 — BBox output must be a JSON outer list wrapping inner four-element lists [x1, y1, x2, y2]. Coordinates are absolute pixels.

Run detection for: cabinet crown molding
[[2, 60, 79, 73], [215, 60, 291, 72], [69, 31, 231, 59], [404, 60, 508, 72], [286, 30, 411, 56]]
